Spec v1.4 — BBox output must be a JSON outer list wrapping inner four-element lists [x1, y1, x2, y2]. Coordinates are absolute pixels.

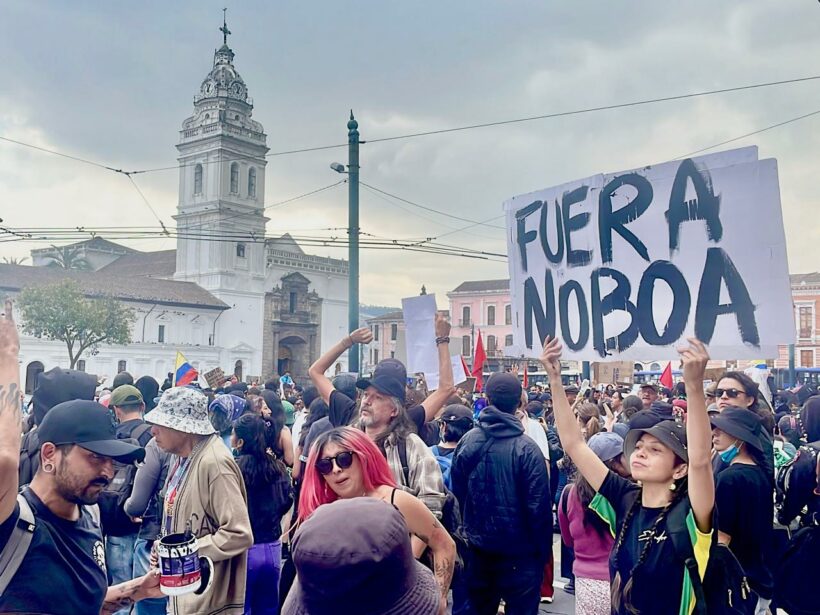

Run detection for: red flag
[[659, 361, 673, 390], [522, 364, 529, 389], [472, 330, 487, 392]]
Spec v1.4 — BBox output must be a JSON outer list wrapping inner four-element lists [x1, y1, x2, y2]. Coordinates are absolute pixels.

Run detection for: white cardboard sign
[[504, 147, 795, 361]]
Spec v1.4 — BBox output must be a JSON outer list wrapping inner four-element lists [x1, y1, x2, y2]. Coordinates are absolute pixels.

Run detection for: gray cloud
[[1, 0, 818, 306]]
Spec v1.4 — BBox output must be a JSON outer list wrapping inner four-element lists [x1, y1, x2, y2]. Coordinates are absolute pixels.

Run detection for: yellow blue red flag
[[174, 351, 198, 387]]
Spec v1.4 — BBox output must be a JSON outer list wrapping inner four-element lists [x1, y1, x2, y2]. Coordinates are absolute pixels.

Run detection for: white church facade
[[3, 30, 349, 393]]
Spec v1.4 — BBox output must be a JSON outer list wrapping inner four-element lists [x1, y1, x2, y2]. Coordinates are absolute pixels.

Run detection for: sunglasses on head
[[315, 451, 355, 475], [715, 388, 745, 399]]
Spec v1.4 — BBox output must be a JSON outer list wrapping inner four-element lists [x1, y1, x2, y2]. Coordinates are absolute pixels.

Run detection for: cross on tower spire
[[219, 8, 231, 45]]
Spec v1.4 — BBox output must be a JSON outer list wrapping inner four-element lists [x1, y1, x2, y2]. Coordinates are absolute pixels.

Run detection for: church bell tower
[[174, 12, 269, 292], [173, 14, 269, 374]]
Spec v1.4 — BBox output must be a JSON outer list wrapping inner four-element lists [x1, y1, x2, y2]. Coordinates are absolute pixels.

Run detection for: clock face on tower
[[232, 83, 243, 96], [203, 81, 214, 96]]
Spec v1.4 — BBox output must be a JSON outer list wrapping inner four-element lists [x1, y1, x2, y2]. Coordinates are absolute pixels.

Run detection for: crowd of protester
[[1, 297, 819, 614]]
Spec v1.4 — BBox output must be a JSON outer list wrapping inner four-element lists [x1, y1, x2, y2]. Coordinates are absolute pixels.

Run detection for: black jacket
[[451, 406, 551, 559]]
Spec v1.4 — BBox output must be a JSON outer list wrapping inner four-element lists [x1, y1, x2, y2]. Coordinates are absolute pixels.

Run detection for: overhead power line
[[674, 107, 820, 160], [360, 181, 506, 229], [3, 74, 820, 176]]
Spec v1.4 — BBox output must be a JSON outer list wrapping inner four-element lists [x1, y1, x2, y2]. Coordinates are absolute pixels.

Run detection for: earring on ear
[[42, 462, 55, 474], [669, 482, 677, 492]]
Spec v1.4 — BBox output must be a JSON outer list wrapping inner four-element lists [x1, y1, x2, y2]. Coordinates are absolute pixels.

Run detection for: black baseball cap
[[439, 404, 473, 423], [486, 373, 522, 412], [38, 400, 145, 463], [357, 358, 407, 402]]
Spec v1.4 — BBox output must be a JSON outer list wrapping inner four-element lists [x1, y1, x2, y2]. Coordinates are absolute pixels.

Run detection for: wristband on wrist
[[435, 336, 450, 345]]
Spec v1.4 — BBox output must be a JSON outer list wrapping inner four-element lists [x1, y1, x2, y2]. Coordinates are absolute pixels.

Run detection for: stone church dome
[[196, 44, 249, 103]]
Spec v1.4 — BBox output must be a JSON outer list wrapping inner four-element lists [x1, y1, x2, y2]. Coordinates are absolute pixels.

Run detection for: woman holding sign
[[540, 336, 718, 615]]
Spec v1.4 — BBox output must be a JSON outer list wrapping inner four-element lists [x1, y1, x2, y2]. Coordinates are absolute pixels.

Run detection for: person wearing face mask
[[710, 408, 774, 614], [713, 372, 775, 479]]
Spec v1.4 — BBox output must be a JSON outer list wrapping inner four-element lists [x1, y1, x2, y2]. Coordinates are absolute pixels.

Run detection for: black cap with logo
[[38, 400, 145, 463]]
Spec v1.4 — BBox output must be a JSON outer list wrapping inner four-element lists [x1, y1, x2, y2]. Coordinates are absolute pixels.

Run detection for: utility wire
[[360, 181, 506, 229], [364, 74, 820, 145], [674, 107, 820, 160], [125, 174, 170, 235], [0, 135, 126, 174], [4, 74, 820, 176], [183, 179, 347, 231]]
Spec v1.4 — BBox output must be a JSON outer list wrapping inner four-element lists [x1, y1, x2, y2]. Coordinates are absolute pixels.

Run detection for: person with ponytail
[[577, 403, 603, 440], [540, 336, 714, 615], [232, 414, 293, 614], [298, 427, 455, 614]]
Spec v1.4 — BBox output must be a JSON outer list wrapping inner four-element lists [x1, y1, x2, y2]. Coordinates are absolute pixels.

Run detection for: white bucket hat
[[145, 387, 215, 435]]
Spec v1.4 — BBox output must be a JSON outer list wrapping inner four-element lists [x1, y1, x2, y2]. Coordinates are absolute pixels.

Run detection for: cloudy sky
[[1, 1, 818, 306]]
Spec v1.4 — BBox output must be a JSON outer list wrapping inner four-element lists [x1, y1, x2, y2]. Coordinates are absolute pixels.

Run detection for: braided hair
[[610, 477, 689, 614]]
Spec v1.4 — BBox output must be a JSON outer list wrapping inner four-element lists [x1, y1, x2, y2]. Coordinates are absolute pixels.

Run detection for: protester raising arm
[[418, 313, 457, 422], [540, 336, 609, 491], [308, 327, 373, 404], [677, 338, 714, 532], [0, 299, 21, 525]]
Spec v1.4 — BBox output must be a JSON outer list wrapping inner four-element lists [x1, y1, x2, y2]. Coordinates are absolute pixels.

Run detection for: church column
[[272, 329, 280, 376]]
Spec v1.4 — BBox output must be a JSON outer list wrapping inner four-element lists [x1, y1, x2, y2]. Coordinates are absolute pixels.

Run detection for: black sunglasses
[[715, 388, 745, 399], [315, 451, 355, 475]]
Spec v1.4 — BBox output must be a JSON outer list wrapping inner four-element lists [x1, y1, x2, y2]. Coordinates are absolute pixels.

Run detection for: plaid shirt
[[385, 432, 445, 519]]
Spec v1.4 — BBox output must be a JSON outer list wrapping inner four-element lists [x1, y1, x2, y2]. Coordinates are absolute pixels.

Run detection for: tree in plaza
[[46, 245, 92, 270], [17, 280, 135, 368]]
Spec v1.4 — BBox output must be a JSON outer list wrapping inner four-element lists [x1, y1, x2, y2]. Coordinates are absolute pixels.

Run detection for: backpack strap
[[131, 422, 152, 447], [461, 429, 496, 480], [396, 437, 411, 487], [0, 494, 36, 596], [666, 503, 708, 615]]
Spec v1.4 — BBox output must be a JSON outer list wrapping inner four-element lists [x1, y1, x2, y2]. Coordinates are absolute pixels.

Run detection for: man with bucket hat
[[145, 386, 253, 615], [0, 294, 163, 614], [710, 407, 774, 612]]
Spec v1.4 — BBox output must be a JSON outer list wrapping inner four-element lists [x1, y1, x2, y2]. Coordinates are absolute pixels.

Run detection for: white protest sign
[[505, 146, 795, 361], [452, 355, 469, 386], [402, 294, 439, 382]]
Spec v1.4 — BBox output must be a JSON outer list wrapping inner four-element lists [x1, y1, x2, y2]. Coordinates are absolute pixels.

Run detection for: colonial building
[[447, 279, 514, 372], [776, 272, 820, 369], [365, 310, 408, 371], [4, 27, 348, 392]]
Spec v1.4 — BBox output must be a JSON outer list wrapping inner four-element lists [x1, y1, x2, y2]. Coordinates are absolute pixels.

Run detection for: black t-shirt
[[407, 405, 439, 447], [0, 489, 108, 614], [715, 463, 774, 598], [238, 458, 293, 544], [591, 472, 711, 615]]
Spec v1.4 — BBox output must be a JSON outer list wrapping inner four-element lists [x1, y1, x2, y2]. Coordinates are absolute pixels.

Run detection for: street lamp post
[[347, 112, 361, 374], [331, 111, 361, 374]]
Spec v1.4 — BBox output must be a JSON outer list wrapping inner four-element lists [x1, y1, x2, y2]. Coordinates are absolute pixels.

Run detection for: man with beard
[[0, 300, 162, 614]]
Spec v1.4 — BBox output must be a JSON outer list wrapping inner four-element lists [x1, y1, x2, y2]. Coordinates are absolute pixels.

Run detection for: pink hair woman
[[299, 427, 455, 614]]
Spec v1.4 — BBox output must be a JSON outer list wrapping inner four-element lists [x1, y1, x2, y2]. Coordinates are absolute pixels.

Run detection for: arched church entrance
[[25, 361, 44, 395], [278, 335, 307, 379]]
